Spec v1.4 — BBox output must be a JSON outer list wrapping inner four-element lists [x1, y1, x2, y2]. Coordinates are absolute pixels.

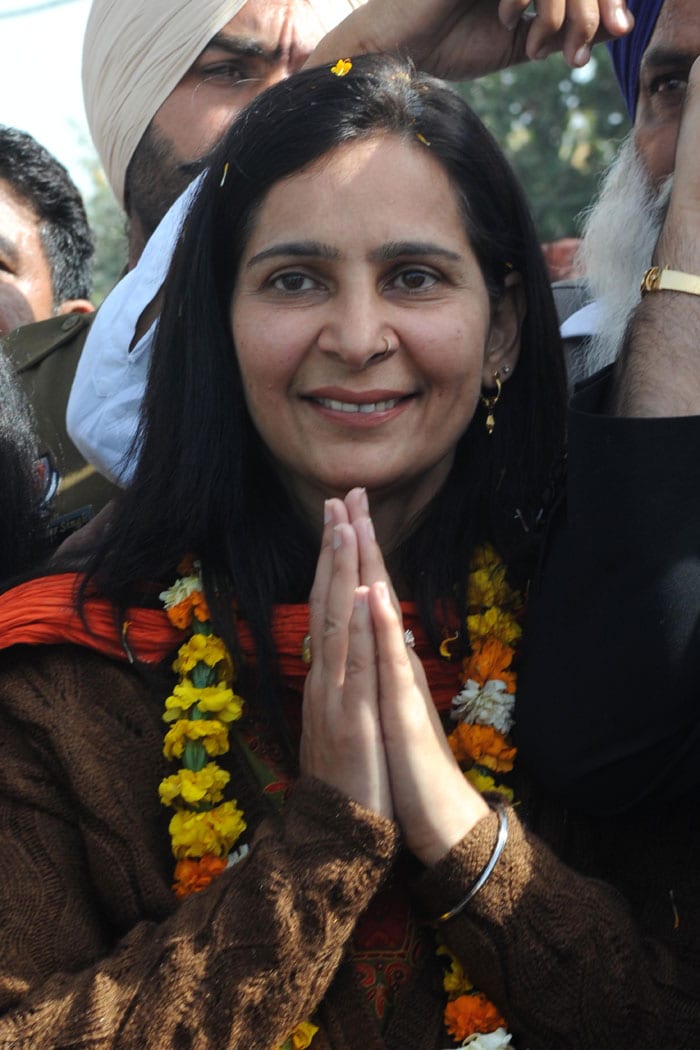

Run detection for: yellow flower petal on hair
[[159, 763, 231, 808], [163, 718, 229, 760], [169, 800, 246, 859], [330, 58, 352, 76]]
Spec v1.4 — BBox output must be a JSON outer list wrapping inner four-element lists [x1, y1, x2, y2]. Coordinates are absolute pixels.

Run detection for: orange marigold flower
[[167, 599, 195, 630], [462, 637, 516, 691], [191, 589, 211, 622], [173, 854, 227, 899], [448, 723, 516, 773], [444, 992, 507, 1041]]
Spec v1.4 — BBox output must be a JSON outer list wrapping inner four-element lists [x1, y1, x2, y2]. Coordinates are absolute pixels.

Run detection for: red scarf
[[0, 573, 459, 711]]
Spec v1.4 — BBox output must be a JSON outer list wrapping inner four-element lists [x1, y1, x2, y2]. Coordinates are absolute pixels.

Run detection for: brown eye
[[393, 268, 439, 291], [271, 272, 316, 293]]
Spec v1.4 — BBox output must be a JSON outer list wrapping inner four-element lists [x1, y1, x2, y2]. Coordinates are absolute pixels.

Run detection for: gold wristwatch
[[640, 266, 700, 296]]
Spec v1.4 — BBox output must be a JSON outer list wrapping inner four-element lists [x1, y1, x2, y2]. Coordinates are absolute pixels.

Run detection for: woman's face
[[231, 133, 521, 517]]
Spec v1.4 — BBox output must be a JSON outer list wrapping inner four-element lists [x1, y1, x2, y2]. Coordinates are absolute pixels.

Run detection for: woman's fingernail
[[324, 500, 332, 526], [615, 6, 634, 31], [360, 487, 369, 513], [354, 585, 369, 609], [375, 580, 390, 605], [573, 43, 591, 67]]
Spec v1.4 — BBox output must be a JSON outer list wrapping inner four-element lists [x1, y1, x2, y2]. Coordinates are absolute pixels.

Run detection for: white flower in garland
[[450, 679, 515, 736], [159, 570, 202, 611], [463, 1027, 512, 1048]]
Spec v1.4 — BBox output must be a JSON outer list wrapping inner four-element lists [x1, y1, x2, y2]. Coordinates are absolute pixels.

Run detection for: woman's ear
[[481, 272, 525, 387]]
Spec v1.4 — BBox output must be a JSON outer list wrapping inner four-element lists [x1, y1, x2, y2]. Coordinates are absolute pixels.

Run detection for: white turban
[[82, 0, 365, 207]]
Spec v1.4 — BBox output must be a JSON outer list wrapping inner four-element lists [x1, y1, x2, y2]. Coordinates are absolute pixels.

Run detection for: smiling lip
[[304, 389, 414, 416]]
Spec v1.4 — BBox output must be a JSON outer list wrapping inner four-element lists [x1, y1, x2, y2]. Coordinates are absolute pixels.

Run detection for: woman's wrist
[[411, 788, 490, 868]]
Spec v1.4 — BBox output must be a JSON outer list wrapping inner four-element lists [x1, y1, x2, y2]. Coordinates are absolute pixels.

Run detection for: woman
[[0, 56, 694, 1050]]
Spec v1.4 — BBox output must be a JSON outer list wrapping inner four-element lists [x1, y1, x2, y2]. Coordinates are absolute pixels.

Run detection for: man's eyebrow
[[369, 241, 463, 263], [641, 45, 694, 72], [246, 242, 340, 267], [199, 33, 282, 62]]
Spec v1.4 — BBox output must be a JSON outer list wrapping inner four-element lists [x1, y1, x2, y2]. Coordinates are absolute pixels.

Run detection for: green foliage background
[[459, 47, 630, 241], [82, 48, 630, 303]]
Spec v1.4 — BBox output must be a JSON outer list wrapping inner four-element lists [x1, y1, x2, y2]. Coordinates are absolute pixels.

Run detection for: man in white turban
[[83, 0, 366, 264]]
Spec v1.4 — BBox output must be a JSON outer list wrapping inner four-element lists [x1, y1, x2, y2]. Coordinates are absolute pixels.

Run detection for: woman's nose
[[316, 290, 398, 369]]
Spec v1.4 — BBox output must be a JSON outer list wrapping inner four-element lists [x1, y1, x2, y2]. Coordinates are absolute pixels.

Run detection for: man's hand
[[308, 0, 634, 79]]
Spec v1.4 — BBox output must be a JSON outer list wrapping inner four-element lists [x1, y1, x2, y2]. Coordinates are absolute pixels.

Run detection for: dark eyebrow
[[369, 240, 463, 263], [640, 45, 694, 72], [198, 33, 282, 63], [246, 242, 340, 267]]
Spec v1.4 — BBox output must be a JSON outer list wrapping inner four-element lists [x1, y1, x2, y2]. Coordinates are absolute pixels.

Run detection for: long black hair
[[83, 54, 566, 723]]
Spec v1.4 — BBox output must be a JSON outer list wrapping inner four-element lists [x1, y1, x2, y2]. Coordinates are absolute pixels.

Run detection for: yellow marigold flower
[[169, 800, 246, 859], [465, 767, 514, 802], [173, 633, 231, 675], [164, 680, 244, 723], [470, 542, 502, 573], [437, 945, 474, 996], [448, 723, 516, 773], [163, 718, 229, 760], [468, 566, 516, 611], [330, 58, 352, 76], [467, 606, 521, 647], [444, 992, 507, 1041], [159, 763, 231, 808], [291, 1021, 319, 1049]]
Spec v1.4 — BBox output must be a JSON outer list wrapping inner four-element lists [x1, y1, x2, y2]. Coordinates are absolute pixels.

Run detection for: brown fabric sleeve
[[0, 646, 399, 1050], [413, 805, 700, 1050]]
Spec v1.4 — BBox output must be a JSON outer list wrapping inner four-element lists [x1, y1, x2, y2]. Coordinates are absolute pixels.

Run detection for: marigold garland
[[438, 542, 523, 1048], [158, 558, 317, 1050], [159, 546, 522, 1049]]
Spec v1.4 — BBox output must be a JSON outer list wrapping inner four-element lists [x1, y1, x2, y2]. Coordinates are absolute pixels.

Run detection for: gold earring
[[480, 372, 502, 436]]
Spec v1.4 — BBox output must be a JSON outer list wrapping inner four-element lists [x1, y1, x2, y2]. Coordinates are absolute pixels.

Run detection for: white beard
[[576, 133, 672, 374]]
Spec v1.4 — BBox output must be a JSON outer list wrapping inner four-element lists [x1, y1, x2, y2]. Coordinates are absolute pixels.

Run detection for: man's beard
[[124, 123, 208, 244], [577, 132, 672, 373]]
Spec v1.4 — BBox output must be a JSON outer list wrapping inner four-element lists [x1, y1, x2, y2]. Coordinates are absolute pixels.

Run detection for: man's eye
[[201, 63, 247, 82], [649, 72, 688, 98]]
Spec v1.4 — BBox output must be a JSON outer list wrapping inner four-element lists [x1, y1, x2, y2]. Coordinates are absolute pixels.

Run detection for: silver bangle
[[433, 801, 509, 924]]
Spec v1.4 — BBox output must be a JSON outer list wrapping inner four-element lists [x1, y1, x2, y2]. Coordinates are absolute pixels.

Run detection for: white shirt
[[66, 177, 201, 485]]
